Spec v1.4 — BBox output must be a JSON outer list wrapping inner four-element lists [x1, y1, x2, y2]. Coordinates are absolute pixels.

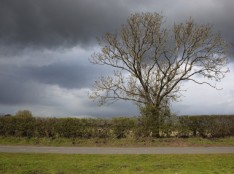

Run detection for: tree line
[[0, 110, 233, 139]]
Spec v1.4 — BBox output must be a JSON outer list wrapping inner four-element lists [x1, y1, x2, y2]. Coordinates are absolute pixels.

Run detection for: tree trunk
[[151, 109, 160, 138]]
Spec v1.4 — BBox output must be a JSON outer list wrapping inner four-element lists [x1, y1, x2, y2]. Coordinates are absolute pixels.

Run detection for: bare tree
[[90, 13, 230, 136]]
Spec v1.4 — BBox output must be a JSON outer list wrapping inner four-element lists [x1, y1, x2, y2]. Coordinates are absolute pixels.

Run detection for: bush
[[35, 117, 58, 138], [177, 116, 191, 137], [0, 116, 15, 136], [15, 110, 33, 118], [111, 117, 136, 138], [177, 115, 234, 138]]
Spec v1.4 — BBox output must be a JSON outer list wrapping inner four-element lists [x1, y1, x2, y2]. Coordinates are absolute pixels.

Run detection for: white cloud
[[172, 63, 234, 115]]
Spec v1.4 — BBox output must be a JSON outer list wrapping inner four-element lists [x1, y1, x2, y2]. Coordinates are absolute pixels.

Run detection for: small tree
[[15, 110, 33, 118], [90, 13, 230, 137], [15, 110, 35, 137]]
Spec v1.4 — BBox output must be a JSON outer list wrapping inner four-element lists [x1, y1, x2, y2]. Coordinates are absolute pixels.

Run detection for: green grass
[[0, 153, 233, 173], [0, 136, 234, 147]]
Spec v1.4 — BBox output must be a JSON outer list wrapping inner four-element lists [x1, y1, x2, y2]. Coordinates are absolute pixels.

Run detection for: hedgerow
[[0, 111, 233, 139]]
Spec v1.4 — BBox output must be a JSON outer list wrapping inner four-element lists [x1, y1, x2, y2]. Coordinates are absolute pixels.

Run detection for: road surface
[[0, 146, 233, 154]]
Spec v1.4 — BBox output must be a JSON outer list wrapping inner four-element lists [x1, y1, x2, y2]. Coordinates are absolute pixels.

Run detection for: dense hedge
[[177, 115, 234, 138], [0, 115, 136, 139], [0, 113, 234, 139]]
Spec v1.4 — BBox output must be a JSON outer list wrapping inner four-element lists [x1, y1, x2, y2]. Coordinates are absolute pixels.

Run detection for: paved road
[[0, 146, 233, 154]]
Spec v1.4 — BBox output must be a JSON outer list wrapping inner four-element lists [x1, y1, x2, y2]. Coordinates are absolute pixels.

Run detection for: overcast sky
[[0, 0, 233, 117]]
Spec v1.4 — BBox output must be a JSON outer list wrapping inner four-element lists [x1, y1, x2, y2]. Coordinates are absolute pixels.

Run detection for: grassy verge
[[0, 136, 234, 147], [0, 153, 233, 174]]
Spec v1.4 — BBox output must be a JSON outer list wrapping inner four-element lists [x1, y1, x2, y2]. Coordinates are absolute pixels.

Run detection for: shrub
[[111, 117, 136, 138]]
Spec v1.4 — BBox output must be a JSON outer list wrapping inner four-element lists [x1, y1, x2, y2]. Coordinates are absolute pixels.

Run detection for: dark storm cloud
[[27, 62, 107, 89], [0, 61, 107, 105], [0, 0, 233, 50], [183, 0, 234, 49], [126, 0, 234, 56], [0, 80, 41, 105], [0, 65, 42, 105], [0, 0, 128, 50]]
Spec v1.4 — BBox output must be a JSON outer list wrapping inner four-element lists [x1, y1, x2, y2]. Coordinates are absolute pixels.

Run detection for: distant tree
[[90, 12, 230, 137], [15, 110, 33, 118], [15, 110, 35, 137]]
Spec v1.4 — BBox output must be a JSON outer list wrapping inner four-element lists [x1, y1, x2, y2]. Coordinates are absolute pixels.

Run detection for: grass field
[[0, 153, 233, 174], [0, 136, 234, 147]]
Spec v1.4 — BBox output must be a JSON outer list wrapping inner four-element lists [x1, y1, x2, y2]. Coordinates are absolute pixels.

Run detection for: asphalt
[[0, 146, 233, 154]]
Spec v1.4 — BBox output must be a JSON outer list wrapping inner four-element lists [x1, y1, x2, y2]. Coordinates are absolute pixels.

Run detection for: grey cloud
[[0, 65, 42, 105], [0, 76, 43, 105], [129, 0, 234, 47], [27, 62, 107, 89], [76, 99, 139, 118], [0, 0, 129, 50], [1, 0, 234, 51], [0, 61, 139, 116], [0, 61, 106, 104]]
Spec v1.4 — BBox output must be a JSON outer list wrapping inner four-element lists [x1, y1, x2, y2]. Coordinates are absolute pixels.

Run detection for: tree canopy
[[90, 12, 229, 113]]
